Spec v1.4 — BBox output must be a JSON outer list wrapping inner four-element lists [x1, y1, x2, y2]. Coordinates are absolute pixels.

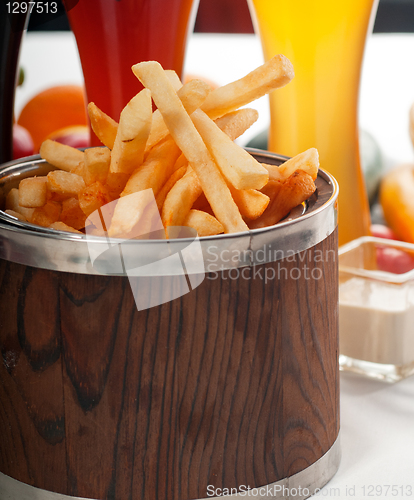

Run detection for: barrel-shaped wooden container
[[0, 151, 340, 500]]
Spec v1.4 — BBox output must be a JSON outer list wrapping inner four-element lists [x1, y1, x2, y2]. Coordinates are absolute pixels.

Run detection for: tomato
[[371, 224, 398, 240]]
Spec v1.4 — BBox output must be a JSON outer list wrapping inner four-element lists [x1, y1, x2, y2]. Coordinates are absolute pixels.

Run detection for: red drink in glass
[[63, 0, 198, 144]]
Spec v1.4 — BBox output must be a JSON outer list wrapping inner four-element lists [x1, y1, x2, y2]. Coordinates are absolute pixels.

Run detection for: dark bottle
[[0, 3, 30, 164]]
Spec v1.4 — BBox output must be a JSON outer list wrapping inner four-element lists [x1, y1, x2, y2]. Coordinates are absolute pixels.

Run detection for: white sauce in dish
[[339, 277, 414, 365]]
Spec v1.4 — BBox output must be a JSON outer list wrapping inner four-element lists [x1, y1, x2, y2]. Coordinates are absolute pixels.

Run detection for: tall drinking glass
[[63, 0, 199, 146], [248, 0, 379, 246], [0, 3, 30, 164]]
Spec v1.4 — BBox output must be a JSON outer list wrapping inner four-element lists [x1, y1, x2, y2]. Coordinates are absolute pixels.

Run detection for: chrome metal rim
[[0, 150, 338, 275]]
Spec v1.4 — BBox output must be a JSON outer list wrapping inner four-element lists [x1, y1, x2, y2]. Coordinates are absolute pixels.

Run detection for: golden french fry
[[110, 88, 152, 175], [18, 176, 48, 208], [87, 102, 118, 150], [142, 69, 182, 152], [121, 137, 181, 198], [31, 200, 61, 227], [105, 171, 130, 200], [133, 61, 248, 234], [155, 165, 187, 212], [228, 184, 270, 220], [84, 147, 111, 185], [5, 188, 35, 220], [249, 170, 316, 229], [214, 108, 259, 141], [191, 108, 268, 190], [47, 170, 86, 197], [108, 138, 180, 237], [48, 221, 83, 234], [184, 209, 224, 236], [145, 79, 211, 153], [262, 163, 285, 182], [71, 161, 86, 179], [277, 148, 319, 181], [172, 153, 188, 172], [260, 179, 284, 199], [4, 209, 28, 221], [39, 139, 84, 172], [60, 197, 87, 230], [78, 181, 111, 217], [107, 189, 161, 238], [164, 70, 183, 91], [162, 167, 203, 231], [201, 54, 294, 120]]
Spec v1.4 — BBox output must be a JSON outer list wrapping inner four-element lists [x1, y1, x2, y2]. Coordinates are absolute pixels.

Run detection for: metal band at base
[[0, 433, 341, 500]]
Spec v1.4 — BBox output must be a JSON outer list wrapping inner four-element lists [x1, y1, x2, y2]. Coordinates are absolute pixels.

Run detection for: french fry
[[145, 79, 211, 153], [71, 161, 86, 179], [201, 54, 294, 119], [172, 153, 188, 172], [228, 184, 270, 220], [107, 190, 161, 238], [18, 177, 48, 208], [31, 200, 61, 227], [105, 171, 130, 200], [87, 102, 118, 150], [191, 108, 268, 190], [47, 170, 86, 197], [110, 88, 152, 175], [164, 69, 183, 91], [183, 209, 224, 237], [112, 142, 177, 237], [60, 197, 87, 230], [214, 108, 259, 141], [262, 163, 285, 182], [249, 170, 316, 229], [40, 139, 84, 172], [121, 137, 181, 197], [162, 167, 203, 232], [133, 61, 248, 234], [260, 179, 284, 199], [6, 188, 35, 220], [108, 138, 181, 237], [156, 165, 187, 212], [78, 181, 111, 217], [277, 148, 319, 180], [48, 221, 83, 234], [4, 209, 27, 222], [84, 147, 111, 185]]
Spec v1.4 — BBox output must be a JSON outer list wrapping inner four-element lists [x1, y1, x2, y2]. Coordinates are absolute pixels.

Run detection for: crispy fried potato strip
[[133, 61, 248, 234]]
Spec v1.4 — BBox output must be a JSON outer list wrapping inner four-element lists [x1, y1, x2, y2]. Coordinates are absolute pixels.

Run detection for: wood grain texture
[[0, 229, 338, 499]]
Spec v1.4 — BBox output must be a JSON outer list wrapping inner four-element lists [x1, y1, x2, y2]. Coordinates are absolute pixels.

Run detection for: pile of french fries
[[5, 55, 319, 238]]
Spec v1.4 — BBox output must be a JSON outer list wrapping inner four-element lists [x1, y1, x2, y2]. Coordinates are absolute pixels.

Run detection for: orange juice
[[248, 0, 378, 245]]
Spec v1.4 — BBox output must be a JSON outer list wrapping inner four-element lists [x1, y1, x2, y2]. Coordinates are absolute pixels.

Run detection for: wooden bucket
[[0, 151, 340, 500]]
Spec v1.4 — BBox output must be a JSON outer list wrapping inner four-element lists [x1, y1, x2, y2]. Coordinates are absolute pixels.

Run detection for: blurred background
[[26, 0, 414, 33]]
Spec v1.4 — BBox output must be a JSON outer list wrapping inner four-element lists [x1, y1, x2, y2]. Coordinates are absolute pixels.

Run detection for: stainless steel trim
[[0, 433, 341, 499], [0, 151, 338, 275]]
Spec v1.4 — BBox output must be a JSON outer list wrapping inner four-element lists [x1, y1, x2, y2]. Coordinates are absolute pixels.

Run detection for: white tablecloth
[[14, 31, 414, 499]]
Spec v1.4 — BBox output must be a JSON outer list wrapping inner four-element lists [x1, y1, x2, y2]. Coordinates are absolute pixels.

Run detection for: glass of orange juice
[[247, 0, 379, 246], [63, 0, 199, 146]]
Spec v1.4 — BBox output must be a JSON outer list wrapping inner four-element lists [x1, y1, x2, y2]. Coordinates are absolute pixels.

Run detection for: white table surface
[[14, 31, 414, 498]]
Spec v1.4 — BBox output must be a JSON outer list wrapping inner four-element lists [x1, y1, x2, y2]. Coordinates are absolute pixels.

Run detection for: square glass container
[[339, 236, 414, 382]]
